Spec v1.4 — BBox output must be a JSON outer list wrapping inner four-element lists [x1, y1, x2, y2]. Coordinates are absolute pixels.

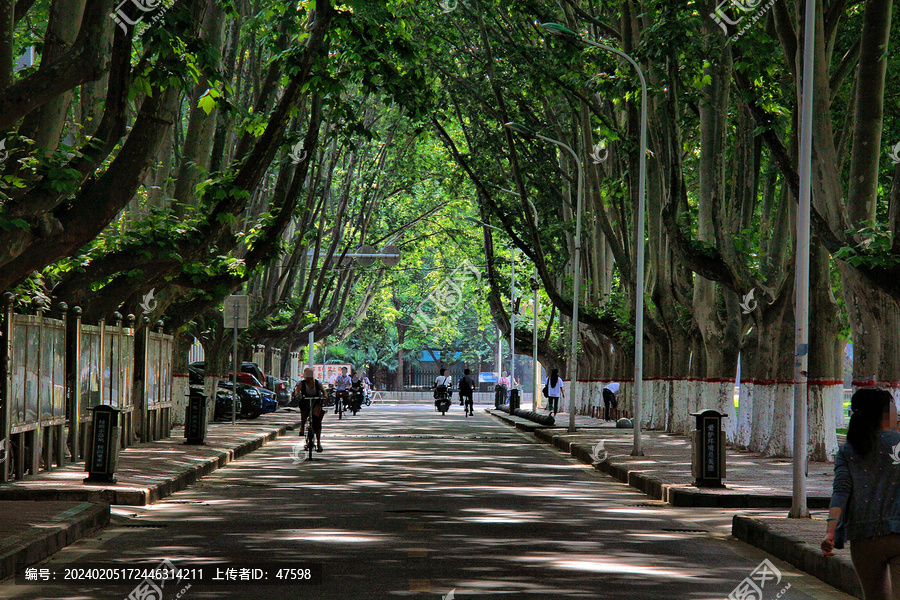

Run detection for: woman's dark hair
[[847, 388, 893, 457], [440, 368, 447, 376], [550, 368, 559, 388]]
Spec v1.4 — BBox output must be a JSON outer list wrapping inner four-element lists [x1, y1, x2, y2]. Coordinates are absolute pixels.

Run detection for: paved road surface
[[1, 406, 852, 599]]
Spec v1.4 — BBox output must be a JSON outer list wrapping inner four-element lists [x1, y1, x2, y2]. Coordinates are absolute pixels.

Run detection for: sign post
[[224, 296, 250, 425]]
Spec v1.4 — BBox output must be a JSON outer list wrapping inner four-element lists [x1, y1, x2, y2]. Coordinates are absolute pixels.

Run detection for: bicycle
[[334, 390, 348, 419], [305, 422, 315, 461], [462, 394, 474, 417]]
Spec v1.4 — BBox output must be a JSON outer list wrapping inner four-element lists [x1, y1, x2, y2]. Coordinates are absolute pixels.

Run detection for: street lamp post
[[541, 23, 648, 454], [466, 217, 517, 398], [504, 122, 583, 433], [486, 184, 542, 410]]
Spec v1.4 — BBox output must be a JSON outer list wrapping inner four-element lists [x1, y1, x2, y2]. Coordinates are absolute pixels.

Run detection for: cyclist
[[358, 371, 372, 404], [333, 367, 352, 415], [458, 368, 476, 417], [296, 367, 326, 452]]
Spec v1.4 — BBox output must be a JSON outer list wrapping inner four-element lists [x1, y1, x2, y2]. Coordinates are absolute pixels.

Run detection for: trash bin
[[494, 384, 507, 408], [84, 405, 122, 484], [184, 388, 208, 445], [509, 388, 520, 411], [690, 409, 727, 488]]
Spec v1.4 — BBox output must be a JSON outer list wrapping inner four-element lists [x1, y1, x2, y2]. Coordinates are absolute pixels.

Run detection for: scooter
[[434, 386, 452, 415], [348, 381, 365, 415]]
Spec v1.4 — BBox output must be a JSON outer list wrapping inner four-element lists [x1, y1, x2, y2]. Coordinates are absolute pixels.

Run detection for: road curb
[[0, 501, 109, 581], [0, 419, 302, 505], [732, 515, 861, 598], [488, 410, 830, 509]]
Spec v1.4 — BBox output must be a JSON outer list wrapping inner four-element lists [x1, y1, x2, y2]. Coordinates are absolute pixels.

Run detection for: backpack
[[459, 375, 473, 394]]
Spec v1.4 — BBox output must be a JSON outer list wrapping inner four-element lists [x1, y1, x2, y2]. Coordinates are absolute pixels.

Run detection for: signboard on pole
[[312, 364, 352, 384], [224, 295, 250, 329]]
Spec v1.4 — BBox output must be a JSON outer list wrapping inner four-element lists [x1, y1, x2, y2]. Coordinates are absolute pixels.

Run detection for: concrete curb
[[488, 409, 831, 509], [0, 419, 302, 506], [732, 516, 861, 599], [0, 501, 110, 581]]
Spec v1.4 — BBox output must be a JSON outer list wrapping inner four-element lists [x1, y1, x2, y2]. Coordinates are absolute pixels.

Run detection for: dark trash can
[[185, 388, 208, 445], [84, 405, 122, 484], [509, 388, 520, 411], [690, 409, 727, 488], [494, 384, 507, 408]]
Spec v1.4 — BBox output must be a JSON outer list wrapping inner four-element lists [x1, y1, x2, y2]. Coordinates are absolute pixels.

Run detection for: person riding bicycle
[[295, 367, 326, 452], [333, 367, 352, 414], [458, 368, 476, 417], [433, 368, 453, 408], [358, 371, 372, 403]]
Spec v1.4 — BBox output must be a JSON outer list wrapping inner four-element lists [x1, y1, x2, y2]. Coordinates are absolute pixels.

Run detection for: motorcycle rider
[[434, 368, 452, 410]]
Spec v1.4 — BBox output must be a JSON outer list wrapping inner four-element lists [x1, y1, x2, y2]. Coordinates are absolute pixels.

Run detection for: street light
[[504, 122, 583, 433], [541, 22, 648, 454], [484, 184, 543, 411], [465, 216, 517, 393]]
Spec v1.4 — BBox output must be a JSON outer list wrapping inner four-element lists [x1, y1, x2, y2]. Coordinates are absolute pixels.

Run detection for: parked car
[[269, 377, 291, 406], [218, 380, 264, 419], [214, 386, 242, 421]]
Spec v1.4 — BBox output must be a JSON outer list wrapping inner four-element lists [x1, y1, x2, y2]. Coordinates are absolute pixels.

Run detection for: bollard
[[690, 409, 727, 488], [184, 388, 208, 445], [84, 405, 122, 484]]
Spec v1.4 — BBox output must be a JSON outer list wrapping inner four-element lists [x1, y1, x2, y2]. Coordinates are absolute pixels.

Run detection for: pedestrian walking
[[544, 369, 564, 417], [822, 387, 900, 599], [602, 382, 620, 422]]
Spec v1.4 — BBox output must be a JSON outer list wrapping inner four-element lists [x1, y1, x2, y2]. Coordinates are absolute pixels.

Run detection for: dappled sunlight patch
[[515, 553, 702, 579], [457, 508, 543, 524], [273, 528, 394, 544]]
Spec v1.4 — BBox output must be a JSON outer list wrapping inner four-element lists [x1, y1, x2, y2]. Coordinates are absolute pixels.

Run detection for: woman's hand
[[821, 531, 835, 557]]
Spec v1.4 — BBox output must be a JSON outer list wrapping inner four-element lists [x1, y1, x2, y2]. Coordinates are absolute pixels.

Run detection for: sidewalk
[[488, 408, 862, 599], [0, 410, 303, 582]]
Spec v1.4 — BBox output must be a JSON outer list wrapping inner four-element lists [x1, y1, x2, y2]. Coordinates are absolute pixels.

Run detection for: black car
[[218, 380, 264, 419]]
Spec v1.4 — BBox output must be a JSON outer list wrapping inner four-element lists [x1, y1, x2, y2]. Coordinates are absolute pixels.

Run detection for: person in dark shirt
[[823, 387, 900, 599]]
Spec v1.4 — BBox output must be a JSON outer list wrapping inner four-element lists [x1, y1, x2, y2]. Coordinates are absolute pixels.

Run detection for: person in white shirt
[[333, 367, 352, 414], [603, 382, 620, 421], [545, 368, 564, 416], [434, 368, 453, 407]]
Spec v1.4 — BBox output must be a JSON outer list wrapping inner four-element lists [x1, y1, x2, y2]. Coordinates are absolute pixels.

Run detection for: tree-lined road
[[2, 407, 849, 599]]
